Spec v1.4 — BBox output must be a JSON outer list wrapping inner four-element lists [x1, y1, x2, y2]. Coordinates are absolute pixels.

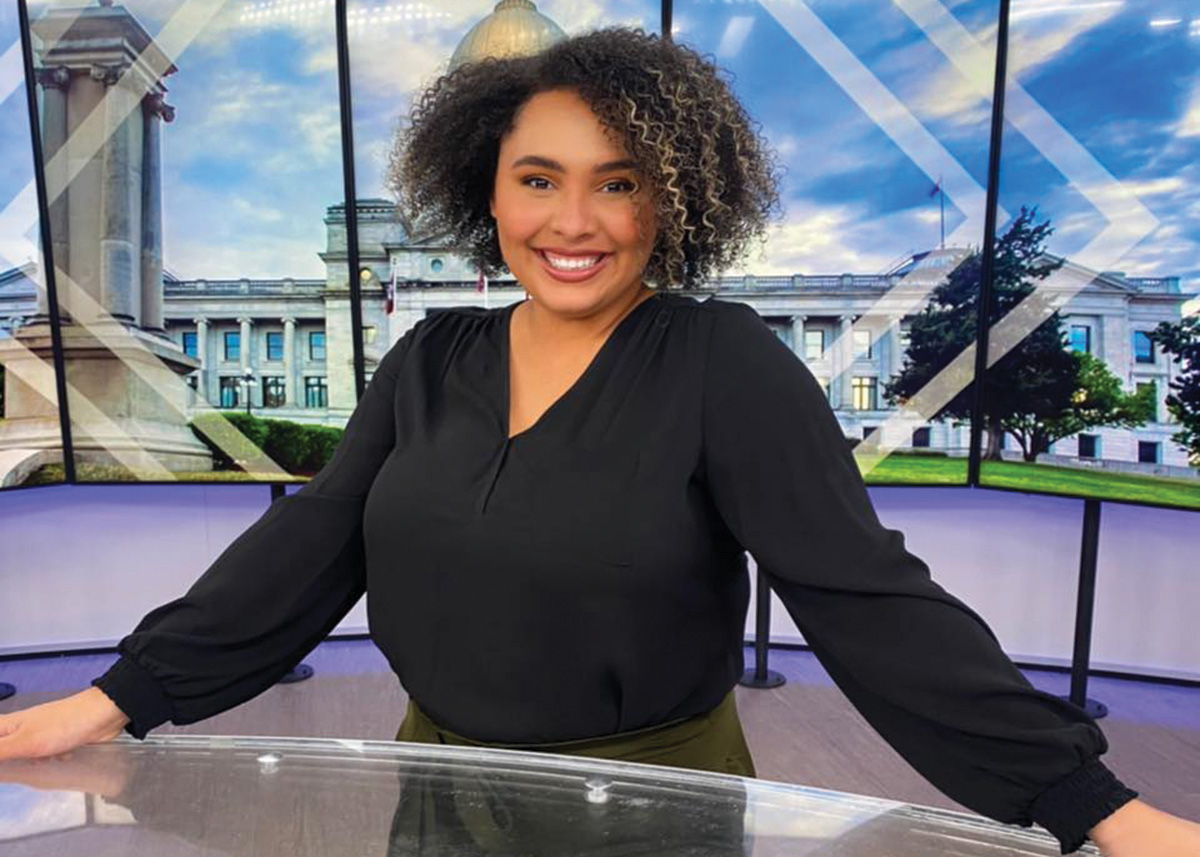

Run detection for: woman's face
[[490, 88, 658, 318]]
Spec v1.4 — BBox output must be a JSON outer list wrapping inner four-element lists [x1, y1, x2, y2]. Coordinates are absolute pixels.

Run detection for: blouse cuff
[[91, 654, 174, 740], [1029, 759, 1139, 854]]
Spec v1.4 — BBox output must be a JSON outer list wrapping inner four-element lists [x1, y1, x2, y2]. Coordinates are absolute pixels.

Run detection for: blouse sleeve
[[91, 321, 424, 739], [700, 301, 1137, 855]]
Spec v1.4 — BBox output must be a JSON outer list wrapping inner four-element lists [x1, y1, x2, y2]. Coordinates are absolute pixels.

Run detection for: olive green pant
[[388, 691, 756, 855], [394, 689, 758, 778]]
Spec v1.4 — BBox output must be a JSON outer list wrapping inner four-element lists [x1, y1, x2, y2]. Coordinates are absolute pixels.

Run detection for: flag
[[928, 177, 942, 197], [476, 269, 489, 307], [385, 266, 396, 315]]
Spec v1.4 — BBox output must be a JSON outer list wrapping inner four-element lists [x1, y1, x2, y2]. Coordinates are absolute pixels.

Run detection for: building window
[[430, 258, 444, 273], [1078, 434, 1098, 458], [305, 376, 328, 408], [309, 330, 326, 361], [1133, 331, 1155, 364], [182, 331, 197, 358], [262, 376, 286, 408], [804, 330, 825, 361], [266, 331, 284, 361], [224, 331, 240, 361], [912, 427, 931, 448], [1069, 325, 1091, 354], [853, 330, 873, 359], [1138, 440, 1159, 464], [852, 376, 877, 410], [219, 376, 240, 408]]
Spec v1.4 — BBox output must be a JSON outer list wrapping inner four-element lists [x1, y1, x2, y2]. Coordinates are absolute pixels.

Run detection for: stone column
[[878, 319, 895, 384], [238, 316, 253, 405], [34, 66, 71, 323], [238, 316, 253, 366], [94, 62, 140, 324], [833, 315, 853, 408], [194, 317, 209, 403], [791, 314, 806, 361], [283, 316, 296, 407], [140, 94, 173, 334]]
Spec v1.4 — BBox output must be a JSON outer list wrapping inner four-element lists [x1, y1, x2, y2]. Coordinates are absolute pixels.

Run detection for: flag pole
[[938, 175, 945, 249]]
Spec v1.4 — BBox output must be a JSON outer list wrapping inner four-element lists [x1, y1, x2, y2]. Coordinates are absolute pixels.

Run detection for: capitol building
[[0, 0, 1193, 479]]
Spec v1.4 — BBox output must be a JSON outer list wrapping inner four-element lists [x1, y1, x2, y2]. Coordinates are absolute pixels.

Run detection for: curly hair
[[387, 27, 782, 291]]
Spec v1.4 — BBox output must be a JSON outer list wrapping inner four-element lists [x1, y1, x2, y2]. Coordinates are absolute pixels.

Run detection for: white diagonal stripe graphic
[[854, 0, 1161, 473], [1, 336, 175, 478]]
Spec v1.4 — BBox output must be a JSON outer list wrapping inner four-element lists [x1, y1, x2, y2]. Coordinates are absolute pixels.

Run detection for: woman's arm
[[0, 318, 431, 757], [698, 300, 1192, 854]]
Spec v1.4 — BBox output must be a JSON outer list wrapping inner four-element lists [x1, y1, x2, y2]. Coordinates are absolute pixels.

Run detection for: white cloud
[[723, 199, 949, 276], [1178, 81, 1200, 138]]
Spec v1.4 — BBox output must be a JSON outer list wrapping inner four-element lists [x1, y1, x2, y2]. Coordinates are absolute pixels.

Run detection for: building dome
[[448, 0, 566, 71]]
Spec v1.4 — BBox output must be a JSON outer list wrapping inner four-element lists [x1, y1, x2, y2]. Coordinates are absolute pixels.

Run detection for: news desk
[[0, 735, 1093, 856]]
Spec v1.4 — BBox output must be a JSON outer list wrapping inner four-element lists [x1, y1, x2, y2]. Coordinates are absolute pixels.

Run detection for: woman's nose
[[549, 187, 595, 237]]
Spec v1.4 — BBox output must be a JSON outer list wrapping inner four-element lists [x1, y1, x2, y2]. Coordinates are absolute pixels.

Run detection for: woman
[[0, 27, 1195, 856]]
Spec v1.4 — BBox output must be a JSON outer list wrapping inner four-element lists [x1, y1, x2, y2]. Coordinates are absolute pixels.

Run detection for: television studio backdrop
[[0, 0, 1196, 854]]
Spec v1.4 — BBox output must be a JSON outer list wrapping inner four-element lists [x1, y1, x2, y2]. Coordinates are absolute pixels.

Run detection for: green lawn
[[862, 454, 968, 485], [25, 463, 309, 485], [861, 452, 1200, 509], [20, 453, 1200, 510], [978, 459, 1200, 509]]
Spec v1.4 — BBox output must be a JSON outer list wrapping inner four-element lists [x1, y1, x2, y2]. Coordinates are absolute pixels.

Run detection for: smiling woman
[[387, 27, 782, 294]]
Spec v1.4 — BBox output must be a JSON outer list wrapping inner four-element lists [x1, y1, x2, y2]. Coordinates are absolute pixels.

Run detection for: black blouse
[[94, 291, 1136, 854]]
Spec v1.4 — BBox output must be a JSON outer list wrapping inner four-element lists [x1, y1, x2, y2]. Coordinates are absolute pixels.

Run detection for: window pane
[[309, 330, 326, 361], [1134, 331, 1155, 364], [804, 329, 825, 361], [0, 3, 65, 488], [20, 0, 346, 482], [346, 0, 659, 419], [675, 0, 999, 485], [979, 1, 1199, 508], [266, 331, 283, 361]]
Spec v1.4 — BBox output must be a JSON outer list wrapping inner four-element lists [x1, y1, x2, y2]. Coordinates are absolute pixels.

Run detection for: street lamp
[[239, 369, 257, 416]]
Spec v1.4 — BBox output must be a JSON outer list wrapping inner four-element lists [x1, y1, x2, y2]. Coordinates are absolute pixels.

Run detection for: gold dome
[[449, 0, 566, 71]]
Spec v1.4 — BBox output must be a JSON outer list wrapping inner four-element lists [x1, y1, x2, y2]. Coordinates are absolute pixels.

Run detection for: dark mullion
[[334, 0, 366, 400], [968, 0, 1011, 487], [17, 0, 76, 483]]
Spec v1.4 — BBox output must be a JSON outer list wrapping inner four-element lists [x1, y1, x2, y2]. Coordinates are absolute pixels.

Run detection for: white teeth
[[543, 251, 603, 270]]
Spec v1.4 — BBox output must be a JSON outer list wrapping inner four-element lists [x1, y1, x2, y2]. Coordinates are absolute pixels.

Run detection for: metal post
[[739, 568, 786, 689], [1060, 498, 1107, 718]]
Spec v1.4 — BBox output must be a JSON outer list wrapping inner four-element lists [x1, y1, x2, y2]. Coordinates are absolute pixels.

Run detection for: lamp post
[[239, 370, 257, 417]]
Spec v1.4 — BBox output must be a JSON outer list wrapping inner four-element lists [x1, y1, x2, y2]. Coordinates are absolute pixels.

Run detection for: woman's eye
[[602, 179, 637, 193], [521, 176, 553, 190]]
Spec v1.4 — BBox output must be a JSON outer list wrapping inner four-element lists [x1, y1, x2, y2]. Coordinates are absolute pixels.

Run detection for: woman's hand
[[1088, 799, 1200, 856], [0, 687, 130, 761]]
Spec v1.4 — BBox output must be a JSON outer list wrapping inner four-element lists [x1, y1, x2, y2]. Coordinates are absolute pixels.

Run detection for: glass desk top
[[0, 735, 1094, 856]]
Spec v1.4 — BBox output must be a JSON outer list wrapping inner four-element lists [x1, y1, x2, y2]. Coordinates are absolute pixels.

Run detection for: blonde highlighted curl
[[387, 27, 782, 291]]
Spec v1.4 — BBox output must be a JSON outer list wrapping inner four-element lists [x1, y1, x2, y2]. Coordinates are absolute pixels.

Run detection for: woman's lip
[[535, 249, 612, 282]]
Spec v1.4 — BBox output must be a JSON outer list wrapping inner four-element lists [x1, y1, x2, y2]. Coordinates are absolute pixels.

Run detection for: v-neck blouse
[[95, 292, 1135, 854]]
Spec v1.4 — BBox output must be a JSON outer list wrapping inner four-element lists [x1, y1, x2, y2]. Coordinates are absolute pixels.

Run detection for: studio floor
[[2, 641, 1197, 823]]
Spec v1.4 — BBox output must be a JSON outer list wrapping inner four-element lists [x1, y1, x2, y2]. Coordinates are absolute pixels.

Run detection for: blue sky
[[1, 0, 1197, 306]]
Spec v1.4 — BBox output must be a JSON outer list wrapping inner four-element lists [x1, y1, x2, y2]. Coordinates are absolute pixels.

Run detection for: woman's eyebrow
[[510, 155, 638, 173]]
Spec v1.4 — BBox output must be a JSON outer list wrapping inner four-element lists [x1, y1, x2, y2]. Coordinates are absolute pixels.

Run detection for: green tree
[[885, 206, 1077, 461], [1151, 316, 1200, 463], [1016, 352, 1155, 460]]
